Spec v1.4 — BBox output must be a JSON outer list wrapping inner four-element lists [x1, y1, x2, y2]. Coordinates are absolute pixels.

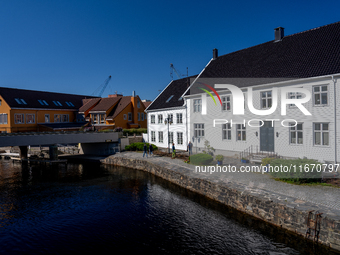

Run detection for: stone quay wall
[[101, 154, 340, 251]]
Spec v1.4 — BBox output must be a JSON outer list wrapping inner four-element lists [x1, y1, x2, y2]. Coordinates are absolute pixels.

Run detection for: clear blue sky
[[0, 0, 339, 101]]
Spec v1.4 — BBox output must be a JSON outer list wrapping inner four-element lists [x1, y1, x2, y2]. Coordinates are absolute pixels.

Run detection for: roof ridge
[[217, 21, 340, 59]]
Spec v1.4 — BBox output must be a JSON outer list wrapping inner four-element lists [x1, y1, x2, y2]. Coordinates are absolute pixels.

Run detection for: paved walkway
[[111, 152, 340, 216]]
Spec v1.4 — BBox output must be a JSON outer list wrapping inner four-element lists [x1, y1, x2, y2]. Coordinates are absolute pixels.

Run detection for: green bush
[[125, 142, 158, 151], [215, 155, 224, 161], [123, 128, 147, 136], [190, 153, 213, 165], [268, 158, 322, 183]]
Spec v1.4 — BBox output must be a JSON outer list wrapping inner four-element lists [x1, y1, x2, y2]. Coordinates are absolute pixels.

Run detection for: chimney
[[274, 27, 284, 42], [132, 90, 135, 97], [213, 48, 218, 60]]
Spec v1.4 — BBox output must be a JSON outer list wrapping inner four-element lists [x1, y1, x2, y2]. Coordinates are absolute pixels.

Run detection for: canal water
[[0, 159, 336, 254]]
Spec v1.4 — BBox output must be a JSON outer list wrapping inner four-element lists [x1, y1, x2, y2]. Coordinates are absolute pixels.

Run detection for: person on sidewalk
[[143, 143, 148, 158], [149, 144, 153, 156], [172, 143, 176, 159], [187, 141, 193, 155]]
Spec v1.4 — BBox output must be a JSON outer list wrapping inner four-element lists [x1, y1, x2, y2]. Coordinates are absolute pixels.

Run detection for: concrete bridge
[[0, 131, 122, 159]]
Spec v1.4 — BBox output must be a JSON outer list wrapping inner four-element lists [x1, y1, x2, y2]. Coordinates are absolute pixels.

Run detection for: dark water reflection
[[0, 159, 337, 254]]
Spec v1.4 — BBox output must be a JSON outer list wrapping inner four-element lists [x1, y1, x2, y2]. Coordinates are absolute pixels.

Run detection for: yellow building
[[0, 87, 97, 133], [79, 93, 147, 130]]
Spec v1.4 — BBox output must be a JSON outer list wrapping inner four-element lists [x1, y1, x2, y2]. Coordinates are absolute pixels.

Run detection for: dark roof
[[201, 22, 340, 79], [107, 96, 132, 119], [147, 76, 196, 111], [0, 87, 97, 110], [79, 98, 101, 113], [89, 97, 120, 112]]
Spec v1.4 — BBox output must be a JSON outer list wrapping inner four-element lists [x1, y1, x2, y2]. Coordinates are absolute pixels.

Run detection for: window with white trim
[[288, 92, 302, 107], [261, 91, 272, 109], [151, 131, 156, 142], [54, 114, 61, 123], [236, 124, 246, 141], [290, 123, 303, 144], [158, 114, 163, 124], [0, 114, 8, 124], [167, 114, 173, 123], [151, 115, 155, 124], [222, 123, 231, 140], [26, 114, 35, 124], [177, 132, 183, 145], [313, 85, 328, 105], [158, 131, 163, 143], [45, 114, 50, 123], [169, 132, 173, 144], [62, 114, 69, 123], [15, 114, 24, 124], [176, 113, 182, 124], [194, 99, 201, 112], [128, 112, 132, 121], [222, 96, 231, 111], [314, 123, 329, 146], [194, 123, 204, 137], [123, 114, 127, 120]]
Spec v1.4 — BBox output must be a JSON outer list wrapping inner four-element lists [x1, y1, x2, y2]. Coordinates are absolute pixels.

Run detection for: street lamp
[[164, 116, 173, 154]]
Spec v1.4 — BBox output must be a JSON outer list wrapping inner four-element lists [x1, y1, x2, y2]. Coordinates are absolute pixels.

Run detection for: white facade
[[186, 74, 340, 163], [147, 107, 188, 151]]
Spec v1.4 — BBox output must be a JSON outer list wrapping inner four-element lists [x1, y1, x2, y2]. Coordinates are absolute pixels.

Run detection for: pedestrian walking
[[149, 143, 153, 156], [188, 141, 193, 155], [172, 143, 176, 159], [143, 143, 148, 158]]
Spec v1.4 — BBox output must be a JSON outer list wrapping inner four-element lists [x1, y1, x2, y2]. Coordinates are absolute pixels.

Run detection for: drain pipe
[[332, 75, 337, 164]]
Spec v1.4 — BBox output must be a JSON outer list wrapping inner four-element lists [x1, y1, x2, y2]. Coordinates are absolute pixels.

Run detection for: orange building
[[79, 92, 147, 130], [0, 87, 97, 133]]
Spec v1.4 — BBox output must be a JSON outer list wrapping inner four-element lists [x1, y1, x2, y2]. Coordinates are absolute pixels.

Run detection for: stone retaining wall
[[101, 155, 340, 251]]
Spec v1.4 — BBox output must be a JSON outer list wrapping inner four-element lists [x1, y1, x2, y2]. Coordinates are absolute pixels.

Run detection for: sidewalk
[[108, 152, 340, 216]]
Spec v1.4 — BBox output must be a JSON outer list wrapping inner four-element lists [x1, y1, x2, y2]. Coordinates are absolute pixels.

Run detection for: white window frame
[[222, 123, 231, 140], [151, 115, 155, 124], [222, 96, 231, 111], [26, 114, 35, 124], [261, 91, 272, 109], [313, 123, 329, 146], [236, 124, 246, 141], [177, 132, 183, 145], [158, 131, 163, 143], [14, 114, 24, 124], [45, 114, 50, 123], [167, 114, 173, 123], [169, 132, 174, 144], [194, 99, 201, 113], [128, 112, 132, 121], [158, 114, 163, 124], [176, 113, 183, 124], [54, 114, 61, 123], [62, 114, 69, 123], [123, 114, 127, 120], [0, 113, 8, 124], [288, 92, 303, 108], [290, 123, 303, 144], [313, 85, 328, 106], [194, 123, 204, 137], [151, 131, 156, 142]]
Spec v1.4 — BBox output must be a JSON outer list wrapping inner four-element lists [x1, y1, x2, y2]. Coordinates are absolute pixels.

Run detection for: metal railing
[[240, 145, 280, 160]]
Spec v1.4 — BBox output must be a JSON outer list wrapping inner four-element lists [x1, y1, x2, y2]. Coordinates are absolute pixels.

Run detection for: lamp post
[[164, 116, 173, 154]]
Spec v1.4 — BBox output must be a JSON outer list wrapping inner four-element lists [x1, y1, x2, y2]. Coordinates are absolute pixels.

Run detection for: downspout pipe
[[332, 75, 337, 164]]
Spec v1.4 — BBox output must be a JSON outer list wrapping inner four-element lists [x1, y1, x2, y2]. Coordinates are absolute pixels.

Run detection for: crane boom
[[91, 76, 112, 97]]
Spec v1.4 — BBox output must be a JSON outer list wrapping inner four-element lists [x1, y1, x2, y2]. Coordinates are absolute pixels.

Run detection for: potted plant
[[216, 155, 224, 165], [241, 157, 249, 163]]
